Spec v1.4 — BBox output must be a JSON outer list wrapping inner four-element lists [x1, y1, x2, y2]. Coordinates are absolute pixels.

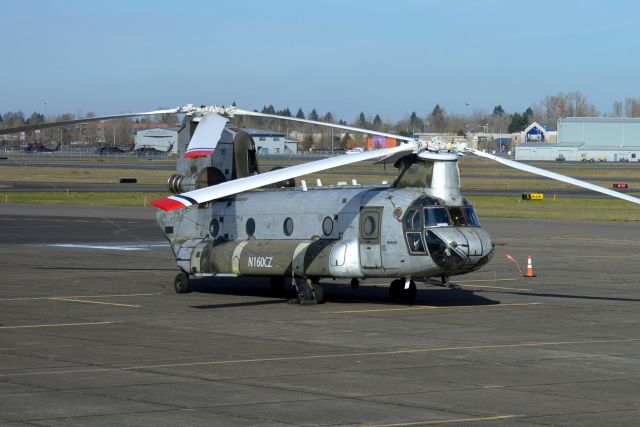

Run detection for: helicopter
[[2, 105, 639, 304], [23, 141, 61, 153]]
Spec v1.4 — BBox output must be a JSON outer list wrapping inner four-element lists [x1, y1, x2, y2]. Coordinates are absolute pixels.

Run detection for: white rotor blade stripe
[[184, 113, 228, 158], [152, 142, 418, 210], [234, 109, 415, 142], [466, 148, 640, 205], [0, 108, 181, 136]]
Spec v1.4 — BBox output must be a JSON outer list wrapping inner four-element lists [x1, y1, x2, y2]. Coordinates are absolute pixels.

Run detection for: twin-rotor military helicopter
[[3, 104, 639, 304]]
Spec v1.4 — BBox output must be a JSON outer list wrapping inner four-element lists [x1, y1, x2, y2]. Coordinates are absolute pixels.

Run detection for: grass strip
[[1, 192, 638, 221]]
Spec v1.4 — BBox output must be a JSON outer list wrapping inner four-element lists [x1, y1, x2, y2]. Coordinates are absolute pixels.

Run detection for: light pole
[[43, 101, 47, 143]]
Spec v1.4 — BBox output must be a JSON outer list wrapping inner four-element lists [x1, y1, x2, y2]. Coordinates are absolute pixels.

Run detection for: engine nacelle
[[167, 167, 226, 194]]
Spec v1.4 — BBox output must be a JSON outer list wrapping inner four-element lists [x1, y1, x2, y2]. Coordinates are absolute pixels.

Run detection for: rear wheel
[[174, 272, 191, 294], [296, 282, 313, 303], [310, 281, 325, 304]]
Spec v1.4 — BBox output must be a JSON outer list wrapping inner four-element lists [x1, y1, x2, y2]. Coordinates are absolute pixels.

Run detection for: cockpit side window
[[406, 232, 426, 254], [404, 209, 421, 230], [463, 207, 481, 226], [424, 207, 451, 227]]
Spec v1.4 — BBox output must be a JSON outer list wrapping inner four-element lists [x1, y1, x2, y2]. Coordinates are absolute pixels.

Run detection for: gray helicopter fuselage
[[157, 184, 494, 281]]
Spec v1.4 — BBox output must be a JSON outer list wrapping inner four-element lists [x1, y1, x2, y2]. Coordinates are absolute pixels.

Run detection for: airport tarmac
[[1, 205, 640, 426]]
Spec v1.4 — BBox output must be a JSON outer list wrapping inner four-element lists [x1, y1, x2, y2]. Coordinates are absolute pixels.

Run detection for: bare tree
[[612, 100, 623, 117], [624, 97, 640, 117], [535, 91, 597, 125]]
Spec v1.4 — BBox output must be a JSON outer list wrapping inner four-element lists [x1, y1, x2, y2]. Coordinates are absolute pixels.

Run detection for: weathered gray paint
[[160, 124, 494, 282]]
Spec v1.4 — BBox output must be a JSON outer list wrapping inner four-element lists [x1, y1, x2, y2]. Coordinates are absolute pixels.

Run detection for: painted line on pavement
[[330, 302, 541, 314]]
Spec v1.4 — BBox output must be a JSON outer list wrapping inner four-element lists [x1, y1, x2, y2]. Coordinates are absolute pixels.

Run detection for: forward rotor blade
[[0, 108, 181, 136], [466, 148, 640, 205], [234, 109, 415, 142], [152, 142, 419, 211], [184, 113, 228, 158]]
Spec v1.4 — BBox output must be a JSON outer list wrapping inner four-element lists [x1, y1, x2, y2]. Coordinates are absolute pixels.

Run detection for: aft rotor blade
[[152, 142, 419, 211], [0, 108, 181, 136], [234, 109, 415, 142], [184, 113, 228, 158], [466, 148, 640, 205]]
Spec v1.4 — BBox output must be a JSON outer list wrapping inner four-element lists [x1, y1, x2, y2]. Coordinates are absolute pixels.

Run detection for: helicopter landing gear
[[440, 275, 461, 289], [389, 278, 416, 302], [174, 272, 191, 294], [290, 278, 325, 305]]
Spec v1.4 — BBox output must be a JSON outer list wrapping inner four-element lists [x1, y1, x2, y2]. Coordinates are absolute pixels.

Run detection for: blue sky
[[1, 0, 639, 121]]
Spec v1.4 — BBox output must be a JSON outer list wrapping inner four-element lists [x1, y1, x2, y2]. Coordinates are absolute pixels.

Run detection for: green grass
[[1, 192, 167, 207], [3, 192, 639, 221], [2, 157, 639, 221], [2, 166, 168, 184], [470, 196, 640, 221]]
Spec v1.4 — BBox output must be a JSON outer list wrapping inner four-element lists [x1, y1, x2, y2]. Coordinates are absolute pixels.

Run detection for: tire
[[390, 279, 416, 302], [174, 272, 191, 294], [312, 282, 325, 304], [389, 279, 403, 301], [296, 283, 313, 303], [404, 280, 417, 302]]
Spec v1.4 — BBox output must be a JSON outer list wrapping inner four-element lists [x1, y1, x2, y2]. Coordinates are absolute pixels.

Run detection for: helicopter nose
[[464, 227, 495, 270], [425, 227, 494, 272]]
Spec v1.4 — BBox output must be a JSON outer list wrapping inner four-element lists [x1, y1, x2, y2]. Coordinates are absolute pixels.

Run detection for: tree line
[[2, 91, 639, 149]]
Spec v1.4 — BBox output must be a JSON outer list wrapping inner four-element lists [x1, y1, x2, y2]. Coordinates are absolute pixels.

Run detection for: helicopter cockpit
[[403, 196, 480, 230], [402, 196, 490, 272]]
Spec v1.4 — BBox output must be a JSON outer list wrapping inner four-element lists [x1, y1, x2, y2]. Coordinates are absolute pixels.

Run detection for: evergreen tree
[[372, 114, 383, 131], [0, 113, 3, 123], [262, 105, 276, 114], [295, 108, 305, 119], [276, 107, 291, 117], [429, 104, 446, 132], [525, 107, 534, 117], [492, 105, 505, 116], [338, 119, 347, 125], [341, 132, 352, 148], [409, 111, 424, 132], [356, 112, 368, 128], [507, 112, 529, 133], [322, 112, 334, 123], [309, 108, 319, 121]]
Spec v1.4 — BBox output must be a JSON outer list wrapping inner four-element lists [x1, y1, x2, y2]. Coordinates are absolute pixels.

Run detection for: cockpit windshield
[[404, 196, 481, 230], [424, 207, 451, 227]]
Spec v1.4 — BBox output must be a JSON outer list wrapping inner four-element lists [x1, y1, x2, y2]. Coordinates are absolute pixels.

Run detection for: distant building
[[134, 128, 178, 153], [524, 122, 556, 143], [516, 117, 640, 161], [367, 135, 399, 150], [244, 128, 298, 155]]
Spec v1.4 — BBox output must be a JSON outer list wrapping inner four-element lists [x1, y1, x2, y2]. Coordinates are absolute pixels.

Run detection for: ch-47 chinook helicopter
[[2, 105, 639, 304]]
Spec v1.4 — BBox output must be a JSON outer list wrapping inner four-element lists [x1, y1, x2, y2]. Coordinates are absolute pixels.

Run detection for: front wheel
[[174, 272, 191, 294], [389, 279, 416, 302]]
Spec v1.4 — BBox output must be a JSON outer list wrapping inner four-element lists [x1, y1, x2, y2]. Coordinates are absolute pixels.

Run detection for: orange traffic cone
[[524, 255, 536, 277]]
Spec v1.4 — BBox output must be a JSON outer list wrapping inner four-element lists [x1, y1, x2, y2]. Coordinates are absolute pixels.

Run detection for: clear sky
[[1, 0, 639, 121]]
